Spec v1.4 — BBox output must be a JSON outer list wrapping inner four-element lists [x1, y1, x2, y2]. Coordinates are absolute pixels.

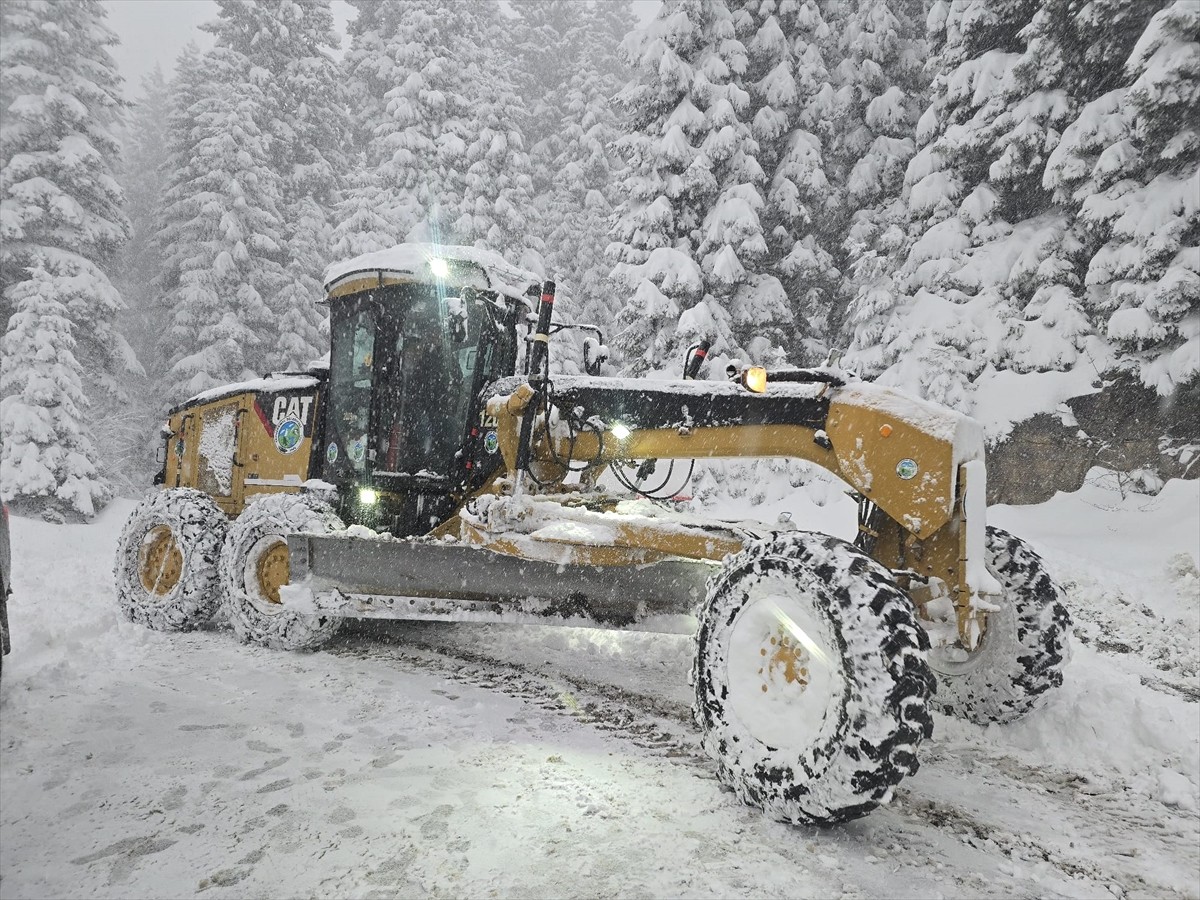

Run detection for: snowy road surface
[[1, 474, 1198, 899]]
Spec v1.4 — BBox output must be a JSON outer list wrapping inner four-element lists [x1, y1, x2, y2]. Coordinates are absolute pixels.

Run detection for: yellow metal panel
[[824, 399, 956, 536], [162, 395, 247, 515], [609, 521, 744, 561], [158, 390, 317, 518], [325, 273, 419, 300], [163, 411, 185, 489], [459, 520, 672, 566], [559, 425, 837, 468], [489, 381, 961, 542], [238, 391, 319, 512]]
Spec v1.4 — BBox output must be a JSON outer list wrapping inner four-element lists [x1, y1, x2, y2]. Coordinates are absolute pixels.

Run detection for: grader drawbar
[[116, 243, 1070, 825]]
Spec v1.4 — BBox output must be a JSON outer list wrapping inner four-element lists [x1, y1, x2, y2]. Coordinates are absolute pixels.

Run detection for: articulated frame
[[477, 378, 991, 647]]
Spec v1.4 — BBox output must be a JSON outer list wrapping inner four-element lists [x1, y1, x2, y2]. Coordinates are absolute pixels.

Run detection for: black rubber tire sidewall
[[113, 489, 227, 631], [219, 493, 344, 651], [693, 531, 934, 825], [928, 526, 1072, 724]]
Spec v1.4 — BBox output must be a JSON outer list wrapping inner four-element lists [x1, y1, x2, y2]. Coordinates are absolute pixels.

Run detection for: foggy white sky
[[102, 0, 661, 96], [104, 0, 352, 90]]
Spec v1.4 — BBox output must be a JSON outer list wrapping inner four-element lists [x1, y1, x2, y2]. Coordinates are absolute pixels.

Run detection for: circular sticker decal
[[896, 458, 919, 480], [326, 441, 339, 464], [349, 436, 367, 464], [274, 416, 303, 454], [483, 430, 499, 454]]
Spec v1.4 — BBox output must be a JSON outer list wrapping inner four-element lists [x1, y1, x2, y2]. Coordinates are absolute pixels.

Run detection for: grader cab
[[117, 243, 1070, 825]]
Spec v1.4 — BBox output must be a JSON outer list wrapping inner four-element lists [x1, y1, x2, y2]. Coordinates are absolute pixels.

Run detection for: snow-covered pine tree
[[609, 1, 716, 375], [0, 0, 136, 398], [344, 0, 536, 261], [843, 0, 1103, 411], [274, 197, 332, 372], [745, 0, 845, 363], [336, 0, 426, 256], [98, 66, 178, 496], [115, 65, 172, 373], [339, 0, 426, 243], [512, 0, 632, 333], [845, 0, 1177, 416], [201, 0, 346, 207], [0, 0, 141, 513], [610, 0, 860, 375], [446, 4, 538, 259], [982, 0, 1167, 380], [738, 0, 843, 365], [688, 3, 776, 366], [267, 0, 346, 371], [201, 0, 346, 373], [823, 0, 928, 352], [342, 0, 408, 159], [331, 156, 395, 260], [155, 36, 287, 398], [609, 0, 763, 375], [151, 42, 208, 367], [0, 260, 110, 520], [842, 0, 1031, 409], [1046, 0, 1197, 395]]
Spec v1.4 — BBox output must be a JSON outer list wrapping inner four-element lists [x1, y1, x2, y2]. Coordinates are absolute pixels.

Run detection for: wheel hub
[[923, 595, 993, 675], [726, 589, 844, 753], [759, 631, 810, 694], [255, 539, 290, 605], [139, 525, 183, 596]]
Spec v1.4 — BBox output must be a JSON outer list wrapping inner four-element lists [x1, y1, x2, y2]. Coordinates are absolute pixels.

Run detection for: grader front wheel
[[219, 494, 345, 651], [252, 537, 291, 606], [693, 532, 935, 825]]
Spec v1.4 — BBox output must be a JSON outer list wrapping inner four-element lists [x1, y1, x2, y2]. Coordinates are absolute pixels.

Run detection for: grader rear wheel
[[114, 489, 227, 631], [139, 526, 184, 595], [693, 532, 935, 825]]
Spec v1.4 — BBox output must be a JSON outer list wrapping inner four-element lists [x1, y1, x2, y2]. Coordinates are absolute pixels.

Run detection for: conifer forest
[[1, 0, 1197, 517]]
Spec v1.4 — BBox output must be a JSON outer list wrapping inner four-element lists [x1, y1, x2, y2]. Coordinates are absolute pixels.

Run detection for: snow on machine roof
[[177, 372, 324, 412], [323, 243, 541, 304]]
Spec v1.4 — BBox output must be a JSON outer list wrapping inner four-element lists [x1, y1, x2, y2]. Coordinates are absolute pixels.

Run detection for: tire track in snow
[[333, 627, 1199, 900], [894, 749, 1200, 900], [330, 631, 710, 767]]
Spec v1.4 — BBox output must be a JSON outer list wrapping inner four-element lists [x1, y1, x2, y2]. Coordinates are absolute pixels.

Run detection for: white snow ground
[[1, 470, 1198, 899]]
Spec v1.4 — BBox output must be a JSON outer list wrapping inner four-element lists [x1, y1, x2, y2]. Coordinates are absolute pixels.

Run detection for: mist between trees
[[1, 0, 1196, 519]]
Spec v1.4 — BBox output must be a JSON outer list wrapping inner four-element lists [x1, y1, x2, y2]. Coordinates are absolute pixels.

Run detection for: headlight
[[359, 487, 378, 506], [740, 366, 767, 393], [610, 422, 632, 441], [428, 258, 449, 278]]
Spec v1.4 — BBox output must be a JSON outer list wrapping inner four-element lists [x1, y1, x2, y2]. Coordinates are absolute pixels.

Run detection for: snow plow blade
[[284, 533, 717, 632]]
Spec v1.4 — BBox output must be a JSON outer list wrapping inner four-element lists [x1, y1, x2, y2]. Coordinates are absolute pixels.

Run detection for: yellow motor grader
[[115, 243, 1070, 824]]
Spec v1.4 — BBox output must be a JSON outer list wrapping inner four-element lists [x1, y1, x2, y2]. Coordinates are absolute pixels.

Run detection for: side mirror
[[583, 338, 609, 376], [445, 296, 469, 344]]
